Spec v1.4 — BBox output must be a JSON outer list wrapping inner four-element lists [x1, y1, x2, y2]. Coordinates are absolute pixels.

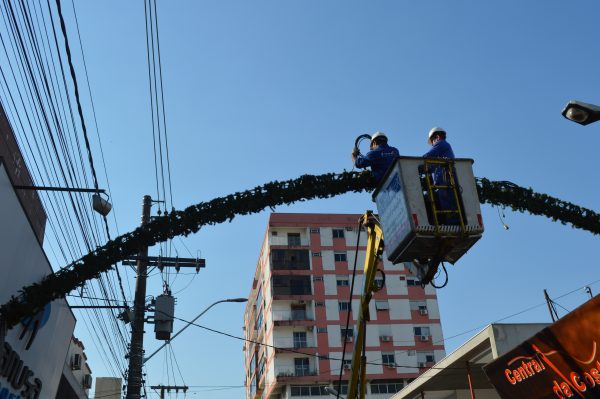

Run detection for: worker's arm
[[355, 151, 376, 169]]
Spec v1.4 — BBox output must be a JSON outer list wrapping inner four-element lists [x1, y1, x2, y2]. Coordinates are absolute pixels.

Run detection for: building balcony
[[275, 345, 318, 355], [276, 369, 319, 382], [270, 237, 310, 248], [271, 249, 310, 270], [272, 311, 315, 327], [272, 294, 313, 301]]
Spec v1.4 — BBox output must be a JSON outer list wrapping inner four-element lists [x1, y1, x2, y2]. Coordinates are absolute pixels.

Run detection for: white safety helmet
[[428, 127, 446, 144], [371, 131, 388, 145]]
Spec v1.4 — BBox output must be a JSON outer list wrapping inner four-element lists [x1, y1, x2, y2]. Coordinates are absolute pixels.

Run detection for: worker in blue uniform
[[415, 127, 459, 284], [424, 126, 457, 224], [352, 132, 399, 184]]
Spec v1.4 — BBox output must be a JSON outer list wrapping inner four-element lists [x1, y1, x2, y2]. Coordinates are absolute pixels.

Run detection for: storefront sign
[[484, 295, 600, 398]]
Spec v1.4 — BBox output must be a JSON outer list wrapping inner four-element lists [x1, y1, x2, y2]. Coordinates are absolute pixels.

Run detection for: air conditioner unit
[[419, 309, 428, 315], [418, 362, 427, 368], [420, 335, 429, 342], [344, 364, 351, 370], [71, 354, 82, 370], [83, 374, 92, 389], [380, 336, 392, 342]]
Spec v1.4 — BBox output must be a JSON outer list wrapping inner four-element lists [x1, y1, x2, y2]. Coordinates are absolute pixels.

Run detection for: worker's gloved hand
[[352, 148, 360, 157]]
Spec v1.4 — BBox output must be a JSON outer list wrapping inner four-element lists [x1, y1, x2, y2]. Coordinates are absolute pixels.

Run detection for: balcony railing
[[270, 237, 309, 247], [276, 369, 318, 378], [272, 311, 314, 322]]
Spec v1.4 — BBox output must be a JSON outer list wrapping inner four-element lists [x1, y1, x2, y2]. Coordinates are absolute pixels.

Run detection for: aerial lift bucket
[[372, 156, 484, 266]]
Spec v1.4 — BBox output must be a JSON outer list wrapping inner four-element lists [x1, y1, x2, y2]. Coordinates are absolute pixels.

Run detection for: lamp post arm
[[144, 299, 241, 364]]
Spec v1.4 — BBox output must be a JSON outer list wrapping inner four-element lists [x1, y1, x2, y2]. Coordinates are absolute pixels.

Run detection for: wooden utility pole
[[126, 195, 152, 399], [124, 196, 205, 398]]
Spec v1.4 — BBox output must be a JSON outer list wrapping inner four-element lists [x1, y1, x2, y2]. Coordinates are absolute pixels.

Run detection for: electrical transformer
[[154, 294, 175, 341]]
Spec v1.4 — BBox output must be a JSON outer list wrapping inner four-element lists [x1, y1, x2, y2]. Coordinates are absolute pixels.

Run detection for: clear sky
[[55, 1, 600, 398]]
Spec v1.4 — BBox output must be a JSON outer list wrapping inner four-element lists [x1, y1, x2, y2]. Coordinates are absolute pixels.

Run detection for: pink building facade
[[244, 214, 446, 399]]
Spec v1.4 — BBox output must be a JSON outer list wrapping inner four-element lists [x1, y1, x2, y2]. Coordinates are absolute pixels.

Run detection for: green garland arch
[[1, 171, 598, 327]]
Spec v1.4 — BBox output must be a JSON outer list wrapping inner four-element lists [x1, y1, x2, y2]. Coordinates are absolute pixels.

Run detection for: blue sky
[[57, 1, 600, 397]]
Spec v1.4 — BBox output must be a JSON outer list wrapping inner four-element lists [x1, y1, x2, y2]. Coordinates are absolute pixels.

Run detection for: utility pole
[[124, 196, 205, 398], [150, 385, 188, 399], [126, 195, 152, 399]]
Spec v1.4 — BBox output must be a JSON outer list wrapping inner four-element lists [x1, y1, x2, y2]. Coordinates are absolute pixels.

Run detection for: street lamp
[[324, 386, 346, 399], [143, 297, 247, 363], [561, 100, 600, 126]]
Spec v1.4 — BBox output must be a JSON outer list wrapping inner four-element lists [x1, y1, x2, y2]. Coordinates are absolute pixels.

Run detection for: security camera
[[92, 193, 112, 216]]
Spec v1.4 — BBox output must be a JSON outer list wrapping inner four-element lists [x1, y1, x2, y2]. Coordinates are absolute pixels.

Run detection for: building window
[[316, 327, 327, 333], [294, 358, 310, 376], [341, 328, 354, 341], [271, 231, 278, 236], [336, 276, 349, 286], [382, 352, 396, 367], [288, 233, 301, 246], [374, 277, 384, 289], [310, 228, 320, 234], [370, 380, 404, 394], [406, 278, 422, 287], [375, 300, 389, 310], [334, 383, 348, 395], [332, 229, 345, 239], [312, 252, 321, 257], [334, 252, 347, 262], [413, 326, 431, 336], [291, 304, 307, 320], [342, 359, 352, 369], [338, 301, 351, 312], [426, 354, 435, 363], [293, 332, 308, 348], [290, 385, 329, 396], [315, 301, 325, 307]]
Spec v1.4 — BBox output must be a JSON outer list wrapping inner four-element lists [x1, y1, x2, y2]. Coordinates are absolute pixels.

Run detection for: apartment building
[[244, 213, 446, 399]]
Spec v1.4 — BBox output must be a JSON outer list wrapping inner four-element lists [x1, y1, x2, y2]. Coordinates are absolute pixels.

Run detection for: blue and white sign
[[375, 170, 412, 259]]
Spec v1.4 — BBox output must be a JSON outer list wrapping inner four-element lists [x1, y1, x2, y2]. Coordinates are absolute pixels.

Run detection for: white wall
[[345, 229, 367, 247], [325, 300, 339, 321], [327, 325, 342, 347], [321, 250, 334, 270], [0, 164, 76, 399], [426, 298, 441, 319], [320, 227, 333, 246], [386, 274, 408, 295], [323, 275, 337, 295], [392, 324, 415, 346], [389, 299, 411, 320], [347, 250, 366, 270]]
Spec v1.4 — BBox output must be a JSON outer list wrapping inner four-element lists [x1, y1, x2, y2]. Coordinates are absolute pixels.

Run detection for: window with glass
[[332, 229, 345, 239], [375, 300, 389, 310], [338, 301, 351, 311], [413, 326, 431, 336], [334, 252, 347, 262], [382, 352, 395, 366], [370, 380, 404, 394], [336, 276, 349, 286], [406, 278, 421, 286], [291, 386, 329, 397], [293, 332, 308, 348], [334, 383, 348, 395], [288, 233, 301, 246], [291, 304, 307, 320], [341, 328, 354, 340], [294, 358, 310, 376]]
